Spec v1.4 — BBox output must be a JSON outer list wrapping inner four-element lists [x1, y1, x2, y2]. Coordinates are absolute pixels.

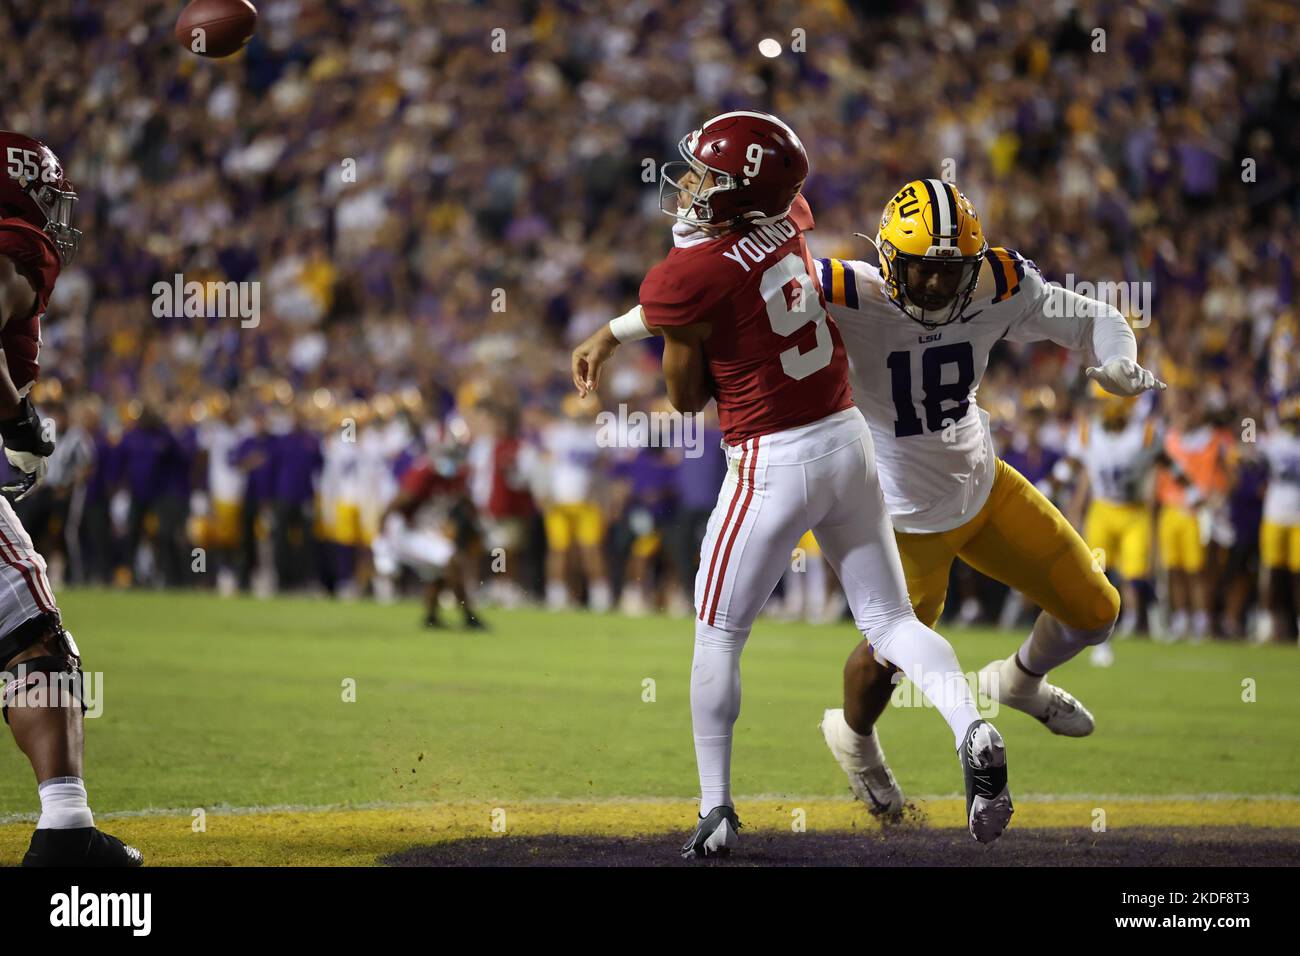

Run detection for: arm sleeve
[[1001, 253, 1138, 364], [815, 257, 876, 312]]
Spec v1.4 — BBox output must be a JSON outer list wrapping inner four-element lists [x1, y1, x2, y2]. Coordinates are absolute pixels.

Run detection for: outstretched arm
[[1006, 266, 1165, 397], [571, 304, 663, 397]]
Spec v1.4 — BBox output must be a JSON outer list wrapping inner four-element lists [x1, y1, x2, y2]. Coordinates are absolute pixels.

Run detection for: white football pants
[[689, 407, 980, 814]]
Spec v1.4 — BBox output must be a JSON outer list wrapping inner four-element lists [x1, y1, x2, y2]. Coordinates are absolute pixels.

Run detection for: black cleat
[[463, 613, 488, 631], [423, 614, 446, 629], [681, 805, 741, 859], [22, 826, 143, 867], [959, 719, 1014, 844]]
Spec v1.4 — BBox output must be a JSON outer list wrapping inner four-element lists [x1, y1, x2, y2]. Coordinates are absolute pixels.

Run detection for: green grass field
[[0, 589, 1296, 864]]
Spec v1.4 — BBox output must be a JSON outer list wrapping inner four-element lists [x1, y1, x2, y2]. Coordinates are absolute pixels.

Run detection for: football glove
[[0, 397, 55, 503], [1085, 357, 1166, 397]]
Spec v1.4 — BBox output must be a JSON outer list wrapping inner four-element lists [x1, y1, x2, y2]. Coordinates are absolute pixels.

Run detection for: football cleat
[[978, 657, 1095, 737], [959, 720, 1013, 844], [681, 805, 741, 859], [22, 826, 143, 867], [819, 708, 905, 819]]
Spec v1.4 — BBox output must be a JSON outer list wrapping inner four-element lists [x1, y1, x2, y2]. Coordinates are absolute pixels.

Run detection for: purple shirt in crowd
[[232, 434, 276, 504], [273, 430, 324, 504], [119, 425, 179, 501]]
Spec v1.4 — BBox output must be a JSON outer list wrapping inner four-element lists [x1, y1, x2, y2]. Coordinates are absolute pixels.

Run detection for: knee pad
[[1065, 578, 1121, 632], [860, 605, 922, 664], [2, 655, 85, 724], [694, 620, 750, 652]]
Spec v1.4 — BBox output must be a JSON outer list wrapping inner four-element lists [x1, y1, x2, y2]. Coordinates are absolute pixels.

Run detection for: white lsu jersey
[[1260, 428, 1300, 524], [198, 419, 247, 503], [818, 250, 1130, 533], [1067, 415, 1160, 504]]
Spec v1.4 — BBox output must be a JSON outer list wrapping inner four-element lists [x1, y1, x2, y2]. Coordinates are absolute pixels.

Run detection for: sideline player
[[1258, 397, 1300, 642], [373, 443, 486, 630], [0, 131, 141, 865], [571, 116, 1012, 854], [1066, 386, 1162, 643], [809, 180, 1165, 813]]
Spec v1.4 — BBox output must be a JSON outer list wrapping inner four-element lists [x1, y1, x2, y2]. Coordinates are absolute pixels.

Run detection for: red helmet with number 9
[[660, 111, 809, 228], [0, 131, 80, 264]]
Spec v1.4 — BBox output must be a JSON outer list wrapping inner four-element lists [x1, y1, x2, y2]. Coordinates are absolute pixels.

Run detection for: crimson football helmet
[[0, 131, 80, 263], [660, 111, 809, 228]]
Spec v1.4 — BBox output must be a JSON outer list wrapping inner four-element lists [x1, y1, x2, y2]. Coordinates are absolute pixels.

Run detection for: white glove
[[2, 449, 48, 502], [1085, 357, 1166, 397]]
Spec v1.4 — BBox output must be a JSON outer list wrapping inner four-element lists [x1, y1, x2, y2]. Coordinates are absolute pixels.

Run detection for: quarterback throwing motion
[[572, 115, 1013, 855]]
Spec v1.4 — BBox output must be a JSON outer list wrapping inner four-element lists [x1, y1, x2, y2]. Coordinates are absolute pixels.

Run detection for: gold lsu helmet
[[1089, 379, 1137, 426], [872, 179, 987, 329]]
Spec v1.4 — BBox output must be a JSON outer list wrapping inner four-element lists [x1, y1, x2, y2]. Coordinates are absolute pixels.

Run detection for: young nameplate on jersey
[[572, 124, 1014, 855], [812, 179, 1165, 820]]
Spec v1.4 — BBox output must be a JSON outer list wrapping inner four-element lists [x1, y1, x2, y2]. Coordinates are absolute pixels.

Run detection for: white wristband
[[609, 304, 652, 343]]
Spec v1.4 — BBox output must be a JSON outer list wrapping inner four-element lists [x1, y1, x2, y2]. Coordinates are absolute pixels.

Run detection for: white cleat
[[819, 708, 905, 819], [960, 719, 1014, 844], [978, 657, 1095, 737]]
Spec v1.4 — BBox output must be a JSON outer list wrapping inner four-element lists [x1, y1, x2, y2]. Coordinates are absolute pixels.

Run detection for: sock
[[835, 715, 887, 771], [1006, 652, 1045, 695], [872, 617, 980, 749], [545, 581, 567, 610], [588, 580, 612, 613], [37, 777, 94, 830], [1017, 617, 1114, 676], [691, 621, 748, 815], [1192, 610, 1209, 637]]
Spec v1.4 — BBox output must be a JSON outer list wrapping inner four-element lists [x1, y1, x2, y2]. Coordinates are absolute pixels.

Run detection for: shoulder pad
[[984, 247, 1028, 304]]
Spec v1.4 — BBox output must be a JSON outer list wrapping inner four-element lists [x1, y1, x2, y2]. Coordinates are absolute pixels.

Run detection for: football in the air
[[175, 0, 258, 59]]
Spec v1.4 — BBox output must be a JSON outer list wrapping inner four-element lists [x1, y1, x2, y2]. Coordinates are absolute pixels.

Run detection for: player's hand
[[1085, 357, 1166, 397], [0, 397, 55, 502], [571, 324, 620, 398], [2, 450, 48, 502]]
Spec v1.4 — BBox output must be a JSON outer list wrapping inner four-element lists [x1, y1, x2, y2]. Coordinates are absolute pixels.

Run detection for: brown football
[[175, 0, 258, 59]]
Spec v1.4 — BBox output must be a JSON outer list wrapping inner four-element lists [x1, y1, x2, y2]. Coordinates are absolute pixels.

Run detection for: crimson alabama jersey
[[398, 458, 468, 528], [0, 216, 62, 632], [639, 196, 852, 444], [0, 217, 59, 393]]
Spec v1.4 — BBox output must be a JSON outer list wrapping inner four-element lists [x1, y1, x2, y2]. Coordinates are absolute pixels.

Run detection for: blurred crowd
[[3, 0, 1299, 640]]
